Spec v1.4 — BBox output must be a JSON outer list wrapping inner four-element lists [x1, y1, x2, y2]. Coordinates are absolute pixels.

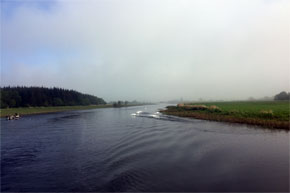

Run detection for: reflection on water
[[1, 104, 289, 192]]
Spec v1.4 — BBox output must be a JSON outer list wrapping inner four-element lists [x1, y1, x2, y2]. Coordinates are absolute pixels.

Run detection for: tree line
[[113, 101, 129, 107], [274, 91, 290, 101], [0, 86, 106, 108]]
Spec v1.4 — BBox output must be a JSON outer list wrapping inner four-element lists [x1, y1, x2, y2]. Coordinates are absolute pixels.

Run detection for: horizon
[[1, 0, 289, 102]]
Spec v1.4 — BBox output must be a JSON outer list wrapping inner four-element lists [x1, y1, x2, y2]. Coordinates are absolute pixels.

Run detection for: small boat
[[6, 113, 20, 120]]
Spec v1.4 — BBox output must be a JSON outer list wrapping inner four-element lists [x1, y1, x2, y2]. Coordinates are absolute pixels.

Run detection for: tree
[[0, 86, 106, 108], [53, 98, 64, 106], [274, 91, 290, 101]]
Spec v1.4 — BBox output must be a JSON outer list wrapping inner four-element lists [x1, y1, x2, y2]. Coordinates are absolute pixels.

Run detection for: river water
[[1, 104, 289, 192]]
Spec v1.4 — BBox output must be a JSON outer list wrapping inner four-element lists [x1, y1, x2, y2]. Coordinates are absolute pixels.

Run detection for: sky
[[1, 0, 289, 102]]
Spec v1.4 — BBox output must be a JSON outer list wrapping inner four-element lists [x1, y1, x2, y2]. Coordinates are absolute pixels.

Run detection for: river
[[1, 104, 289, 192]]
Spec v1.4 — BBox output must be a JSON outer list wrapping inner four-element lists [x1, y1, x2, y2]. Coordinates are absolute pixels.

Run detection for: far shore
[[0, 104, 144, 118]]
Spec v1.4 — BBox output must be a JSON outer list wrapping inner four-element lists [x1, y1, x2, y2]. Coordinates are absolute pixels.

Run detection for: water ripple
[[1, 104, 289, 192]]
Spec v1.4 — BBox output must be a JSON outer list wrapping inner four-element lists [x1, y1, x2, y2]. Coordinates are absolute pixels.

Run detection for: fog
[[1, 0, 289, 102]]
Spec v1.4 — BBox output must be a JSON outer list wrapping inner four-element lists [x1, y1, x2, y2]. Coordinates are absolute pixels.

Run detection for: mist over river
[[1, 104, 289, 192]]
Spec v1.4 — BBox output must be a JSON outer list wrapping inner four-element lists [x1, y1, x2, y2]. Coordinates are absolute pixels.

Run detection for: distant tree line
[[112, 100, 152, 108], [113, 101, 129, 107], [0, 86, 106, 108], [274, 91, 290, 101]]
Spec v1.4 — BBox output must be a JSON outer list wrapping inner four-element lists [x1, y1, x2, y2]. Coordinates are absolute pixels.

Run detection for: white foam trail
[[151, 114, 160, 119]]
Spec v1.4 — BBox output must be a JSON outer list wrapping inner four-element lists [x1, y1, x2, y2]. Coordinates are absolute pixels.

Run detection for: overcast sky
[[1, 0, 289, 102]]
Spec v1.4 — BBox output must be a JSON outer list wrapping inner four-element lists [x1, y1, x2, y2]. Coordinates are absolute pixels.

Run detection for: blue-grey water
[[1, 104, 289, 192]]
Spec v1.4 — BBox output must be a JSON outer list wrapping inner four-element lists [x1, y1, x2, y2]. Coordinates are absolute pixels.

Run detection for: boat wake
[[130, 110, 191, 122]]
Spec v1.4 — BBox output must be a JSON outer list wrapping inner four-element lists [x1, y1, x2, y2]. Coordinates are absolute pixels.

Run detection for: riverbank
[[0, 105, 114, 117], [160, 101, 290, 130], [0, 104, 152, 118]]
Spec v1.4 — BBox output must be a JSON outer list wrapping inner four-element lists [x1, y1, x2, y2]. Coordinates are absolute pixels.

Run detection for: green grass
[[190, 101, 289, 121], [162, 101, 290, 129], [0, 105, 113, 117]]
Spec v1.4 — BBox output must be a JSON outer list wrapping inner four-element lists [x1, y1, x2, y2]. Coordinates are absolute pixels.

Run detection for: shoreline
[[160, 104, 289, 130], [0, 105, 112, 118], [0, 104, 146, 118]]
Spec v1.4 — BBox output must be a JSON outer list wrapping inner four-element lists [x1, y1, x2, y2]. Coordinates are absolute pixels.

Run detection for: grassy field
[[161, 101, 290, 130], [0, 105, 113, 117]]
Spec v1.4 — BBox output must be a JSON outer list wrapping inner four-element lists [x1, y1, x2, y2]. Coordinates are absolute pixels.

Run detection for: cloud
[[1, 0, 289, 101]]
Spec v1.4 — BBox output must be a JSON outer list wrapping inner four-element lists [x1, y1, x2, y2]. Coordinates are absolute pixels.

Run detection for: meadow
[[161, 101, 289, 130]]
